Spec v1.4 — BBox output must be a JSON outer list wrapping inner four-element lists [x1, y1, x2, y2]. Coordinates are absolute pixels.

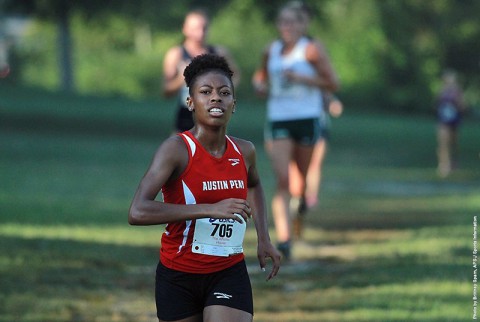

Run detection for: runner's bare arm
[[237, 138, 281, 280], [162, 47, 188, 97]]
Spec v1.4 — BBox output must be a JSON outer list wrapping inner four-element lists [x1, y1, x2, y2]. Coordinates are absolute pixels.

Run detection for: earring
[[186, 97, 194, 111]]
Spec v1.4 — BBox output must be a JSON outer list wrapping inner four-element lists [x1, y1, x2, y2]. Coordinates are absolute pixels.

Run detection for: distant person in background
[[0, 35, 11, 78], [162, 9, 240, 133], [252, 1, 339, 260], [435, 69, 466, 178], [285, 1, 341, 240], [289, 95, 342, 238]]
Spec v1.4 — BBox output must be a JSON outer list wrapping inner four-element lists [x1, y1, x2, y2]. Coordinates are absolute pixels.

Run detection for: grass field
[[1, 84, 479, 322]]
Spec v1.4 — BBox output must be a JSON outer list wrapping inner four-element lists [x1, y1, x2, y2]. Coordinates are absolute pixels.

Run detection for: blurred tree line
[[1, 0, 479, 112]]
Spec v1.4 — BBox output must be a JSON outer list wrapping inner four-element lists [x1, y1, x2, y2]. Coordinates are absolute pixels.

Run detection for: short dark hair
[[279, 1, 312, 23], [183, 54, 234, 92], [184, 8, 210, 24]]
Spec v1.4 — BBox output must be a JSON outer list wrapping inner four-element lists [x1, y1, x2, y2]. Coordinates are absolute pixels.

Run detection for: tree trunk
[[58, 1, 73, 92]]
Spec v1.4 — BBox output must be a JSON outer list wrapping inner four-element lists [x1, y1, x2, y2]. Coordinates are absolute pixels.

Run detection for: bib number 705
[[211, 223, 233, 238]]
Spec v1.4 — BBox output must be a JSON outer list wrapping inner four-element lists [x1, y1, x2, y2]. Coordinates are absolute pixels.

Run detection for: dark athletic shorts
[[175, 105, 194, 132], [265, 117, 323, 146], [437, 103, 462, 129], [155, 260, 253, 321]]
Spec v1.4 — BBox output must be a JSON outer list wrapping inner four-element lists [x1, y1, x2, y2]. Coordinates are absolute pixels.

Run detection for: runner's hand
[[210, 198, 251, 224], [258, 241, 281, 281]]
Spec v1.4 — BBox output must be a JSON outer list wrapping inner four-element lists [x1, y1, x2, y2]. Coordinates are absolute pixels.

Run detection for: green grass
[[1, 84, 479, 321]]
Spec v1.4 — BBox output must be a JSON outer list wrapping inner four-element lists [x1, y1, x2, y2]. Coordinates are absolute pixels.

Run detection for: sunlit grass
[[0, 224, 160, 246], [252, 281, 469, 321]]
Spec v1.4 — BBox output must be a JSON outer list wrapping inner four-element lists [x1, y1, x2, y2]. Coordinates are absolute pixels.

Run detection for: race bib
[[192, 215, 246, 257]]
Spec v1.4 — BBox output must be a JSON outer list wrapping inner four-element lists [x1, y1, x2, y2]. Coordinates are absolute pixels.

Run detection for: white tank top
[[267, 37, 323, 121]]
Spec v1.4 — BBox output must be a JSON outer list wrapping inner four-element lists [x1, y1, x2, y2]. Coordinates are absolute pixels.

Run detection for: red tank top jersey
[[160, 131, 248, 273]]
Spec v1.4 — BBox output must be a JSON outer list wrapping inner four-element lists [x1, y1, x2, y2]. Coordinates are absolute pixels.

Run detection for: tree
[[376, 0, 480, 111], [1, 0, 233, 92]]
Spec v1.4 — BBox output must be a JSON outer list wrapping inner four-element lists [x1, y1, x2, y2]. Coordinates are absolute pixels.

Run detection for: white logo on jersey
[[229, 158, 240, 166], [202, 179, 245, 191], [214, 292, 233, 299]]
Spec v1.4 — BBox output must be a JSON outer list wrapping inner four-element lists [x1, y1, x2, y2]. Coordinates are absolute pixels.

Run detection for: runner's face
[[188, 72, 235, 127], [277, 9, 303, 44], [183, 14, 209, 44]]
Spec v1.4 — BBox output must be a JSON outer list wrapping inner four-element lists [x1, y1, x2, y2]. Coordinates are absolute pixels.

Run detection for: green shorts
[[265, 118, 325, 146]]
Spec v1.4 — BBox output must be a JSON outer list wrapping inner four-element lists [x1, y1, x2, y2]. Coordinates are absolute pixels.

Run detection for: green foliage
[[209, 0, 277, 96], [376, 0, 480, 111], [15, 19, 59, 89], [73, 14, 164, 98], [5, 0, 480, 110], [317, 0, 387, 107]]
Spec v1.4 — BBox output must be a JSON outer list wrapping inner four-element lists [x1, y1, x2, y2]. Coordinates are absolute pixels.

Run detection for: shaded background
[[1, 0, 479, 112]]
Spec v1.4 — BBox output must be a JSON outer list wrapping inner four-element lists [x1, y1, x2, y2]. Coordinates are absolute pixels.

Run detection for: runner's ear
[[186, 97, 194, 111]]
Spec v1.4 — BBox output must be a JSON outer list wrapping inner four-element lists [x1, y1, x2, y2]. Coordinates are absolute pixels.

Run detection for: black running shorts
[[265, 117, 322, 146], [175, 105, 194, 132], [155, 260, 253, 321]]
